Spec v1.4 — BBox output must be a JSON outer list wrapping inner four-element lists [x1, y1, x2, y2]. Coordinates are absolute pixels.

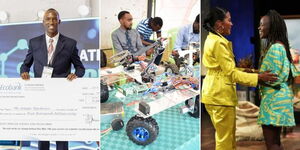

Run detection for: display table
[[100, 84, 200, 150]]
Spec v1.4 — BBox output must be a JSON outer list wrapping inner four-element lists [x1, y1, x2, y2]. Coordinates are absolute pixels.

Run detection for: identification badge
[[42, 66, 53, 78]]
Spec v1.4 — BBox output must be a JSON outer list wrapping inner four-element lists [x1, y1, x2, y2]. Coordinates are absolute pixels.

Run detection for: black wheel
[[101, 82, 109, 103], [165, 64, 179, 74], [111, 118, 124, 131], [126, 115, 159, 146], [185, 95, 199, 118], [100, 50, 107, 67]]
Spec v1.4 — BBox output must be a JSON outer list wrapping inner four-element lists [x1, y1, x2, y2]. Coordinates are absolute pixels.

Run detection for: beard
[[125, 25, 132, 30], [193, 29, 199, 34], [193, 23, 199, 34]]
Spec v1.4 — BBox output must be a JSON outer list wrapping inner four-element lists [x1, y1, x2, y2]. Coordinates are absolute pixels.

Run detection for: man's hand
[[67, 73, 77, 81], [21, 72, 30, 80], [172, 50, 179, 56], [146, 48, 154, 56], [137, 56, 146, 61]]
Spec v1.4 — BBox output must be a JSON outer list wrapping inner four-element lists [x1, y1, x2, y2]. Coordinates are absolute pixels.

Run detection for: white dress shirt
[[45, 33, 60, 65]]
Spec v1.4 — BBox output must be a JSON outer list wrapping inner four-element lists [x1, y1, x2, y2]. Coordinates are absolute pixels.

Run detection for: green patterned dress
[[258, 43, 296, 126]]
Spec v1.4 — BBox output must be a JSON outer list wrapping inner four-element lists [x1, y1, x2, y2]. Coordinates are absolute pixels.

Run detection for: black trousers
[[38, 141, 68, 150]]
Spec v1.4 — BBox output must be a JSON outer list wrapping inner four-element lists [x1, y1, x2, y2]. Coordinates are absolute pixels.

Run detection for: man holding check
[[20, 8, 85, 150]]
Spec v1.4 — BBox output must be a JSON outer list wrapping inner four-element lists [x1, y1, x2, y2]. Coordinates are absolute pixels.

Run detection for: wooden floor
[[201, 105, 300, 150]]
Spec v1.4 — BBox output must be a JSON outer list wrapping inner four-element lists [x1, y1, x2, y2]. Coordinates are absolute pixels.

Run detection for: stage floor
[[201, 104, 300, 150]]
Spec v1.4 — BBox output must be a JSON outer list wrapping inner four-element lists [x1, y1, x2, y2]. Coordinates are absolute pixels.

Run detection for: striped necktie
[[48, 38, 54, 54], [125, 30, 134, 53]]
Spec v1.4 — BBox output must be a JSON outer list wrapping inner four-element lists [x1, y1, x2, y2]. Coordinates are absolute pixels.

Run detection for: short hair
[[118, 11, 130, 20], [194, 14, 199, 23], [45, 8, 60, 19], [203, 7, 228, 36], [152, 17, 163, 27]]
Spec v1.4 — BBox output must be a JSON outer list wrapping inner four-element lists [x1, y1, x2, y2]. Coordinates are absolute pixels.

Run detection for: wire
[[101, 127, 112, 135], [101, 130, 112, 138]]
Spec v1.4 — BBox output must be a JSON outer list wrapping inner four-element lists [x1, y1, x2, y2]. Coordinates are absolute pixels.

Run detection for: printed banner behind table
[[0, 18, 99, 149]]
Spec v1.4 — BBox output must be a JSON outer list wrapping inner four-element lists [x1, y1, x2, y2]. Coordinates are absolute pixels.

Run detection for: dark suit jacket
[[20, 34, 85, 77]]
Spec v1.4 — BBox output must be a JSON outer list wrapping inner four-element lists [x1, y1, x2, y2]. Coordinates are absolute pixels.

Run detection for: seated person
[[172, 14, 200, 56], [172, 14, 200, 67], [111, 11, 152, 61]]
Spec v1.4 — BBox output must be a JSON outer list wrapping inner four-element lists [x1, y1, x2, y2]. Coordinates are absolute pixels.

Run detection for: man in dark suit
[[20, 8, 85, 150], [20, 8, 85, 80]]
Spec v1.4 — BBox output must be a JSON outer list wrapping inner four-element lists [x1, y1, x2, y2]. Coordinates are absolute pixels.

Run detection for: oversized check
[[0, 78, 99, 141]]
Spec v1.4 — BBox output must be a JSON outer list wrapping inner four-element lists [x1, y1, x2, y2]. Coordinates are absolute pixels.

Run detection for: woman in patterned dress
[[258, 10, 297, 150]]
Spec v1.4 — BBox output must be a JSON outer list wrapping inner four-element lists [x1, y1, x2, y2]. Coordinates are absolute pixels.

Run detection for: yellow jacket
[[202, 32, 258, 106]]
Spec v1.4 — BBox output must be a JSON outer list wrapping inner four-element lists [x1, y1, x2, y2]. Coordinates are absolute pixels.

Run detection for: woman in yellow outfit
[[202, 7, 278, 150]]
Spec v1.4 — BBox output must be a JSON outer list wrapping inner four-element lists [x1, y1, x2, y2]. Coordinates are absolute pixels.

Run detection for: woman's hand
[[258, 70, 278, 83]]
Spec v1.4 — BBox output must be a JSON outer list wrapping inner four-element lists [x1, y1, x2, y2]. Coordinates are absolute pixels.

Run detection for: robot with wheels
[[102, 39, 200, 146], [124, 74, 199, 146], [125, 83, 199, 145]]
